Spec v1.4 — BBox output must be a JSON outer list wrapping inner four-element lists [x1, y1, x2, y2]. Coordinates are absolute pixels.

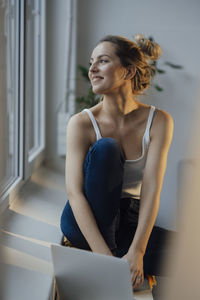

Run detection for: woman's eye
[[100, 59, 108, 63], [89, 59, 108, 67]]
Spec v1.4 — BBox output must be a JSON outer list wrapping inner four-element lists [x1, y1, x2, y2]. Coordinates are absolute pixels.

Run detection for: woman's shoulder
[[68, 109, 92, 127], [70, 102, 102, 121], [141, 103, 173, 120], [153, 107, 173, 124], [67, 107, 100, 143], [151, 107, 174, 139]]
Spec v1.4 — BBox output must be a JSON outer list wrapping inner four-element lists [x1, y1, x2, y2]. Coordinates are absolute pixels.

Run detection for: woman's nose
[[89, 64, 98, 79], [89, 62, 98, 72]]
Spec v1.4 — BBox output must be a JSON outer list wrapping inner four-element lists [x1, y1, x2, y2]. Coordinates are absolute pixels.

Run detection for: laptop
[[51, 244, 136, 300]]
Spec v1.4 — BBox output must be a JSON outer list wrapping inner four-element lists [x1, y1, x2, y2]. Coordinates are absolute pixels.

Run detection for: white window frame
[[0, 0, 46, 207], [0, 0, 23, 206], [23, 0, 46, 179]]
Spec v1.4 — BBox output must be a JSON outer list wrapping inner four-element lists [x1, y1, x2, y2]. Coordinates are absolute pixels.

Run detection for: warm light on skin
[[88, 41, 138, 118], [88, 42, 129, 95]]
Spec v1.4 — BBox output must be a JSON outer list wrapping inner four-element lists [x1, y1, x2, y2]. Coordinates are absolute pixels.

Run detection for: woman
[[60, 34, 174, 290]]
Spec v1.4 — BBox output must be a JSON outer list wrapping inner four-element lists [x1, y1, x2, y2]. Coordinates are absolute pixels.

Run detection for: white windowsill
[[0, 165, 66, 300]]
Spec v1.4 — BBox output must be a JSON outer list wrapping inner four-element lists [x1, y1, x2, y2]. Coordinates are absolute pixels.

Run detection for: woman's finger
[[133, 275, 144, 289], [131, 270, 138, 284], [133, 274, 143, 288]]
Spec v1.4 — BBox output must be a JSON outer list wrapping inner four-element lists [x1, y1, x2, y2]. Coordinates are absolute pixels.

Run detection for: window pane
[[25, 0, 43, 158], [0, 0, 19, 195]]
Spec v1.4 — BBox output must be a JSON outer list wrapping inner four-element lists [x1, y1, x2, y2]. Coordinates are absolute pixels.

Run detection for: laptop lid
[[51, 244, 135, 300]]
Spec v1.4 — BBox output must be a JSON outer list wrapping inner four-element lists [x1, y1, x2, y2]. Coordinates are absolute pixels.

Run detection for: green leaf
[[77, 65, 90, 81], [151, 60, 157, 67], [154, 84, 164, 92], [76, 96, 86, 104], [156, 68, 166, 74], [148, 36, 154, 42], [164, 62, 183, 69]]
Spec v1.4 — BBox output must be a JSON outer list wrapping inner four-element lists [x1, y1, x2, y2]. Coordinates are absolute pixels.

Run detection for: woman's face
[[88, 42, 127, 94]]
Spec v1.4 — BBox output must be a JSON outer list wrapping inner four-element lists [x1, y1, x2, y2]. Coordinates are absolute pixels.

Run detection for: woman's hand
[[122, 250, 144, 290]]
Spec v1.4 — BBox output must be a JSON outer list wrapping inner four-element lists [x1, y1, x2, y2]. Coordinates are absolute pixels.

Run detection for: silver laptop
[[51, 244, 135, 300]]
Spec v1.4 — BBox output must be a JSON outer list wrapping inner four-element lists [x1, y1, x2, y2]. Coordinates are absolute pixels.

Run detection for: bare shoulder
[[155, 108, 173, 121], [154, 108, 173, 127], [151, 108, 174, 139], [68, 110, 91, 128], [66, 110, 94, 149], [69, 109, 94, 133]]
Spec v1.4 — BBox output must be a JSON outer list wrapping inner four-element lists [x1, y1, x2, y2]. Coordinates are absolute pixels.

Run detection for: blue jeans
[[60, 137, 175, 275]]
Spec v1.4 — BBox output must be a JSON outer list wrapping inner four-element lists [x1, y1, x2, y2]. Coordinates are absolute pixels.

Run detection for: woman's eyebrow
[[90, 54, 111, 61]]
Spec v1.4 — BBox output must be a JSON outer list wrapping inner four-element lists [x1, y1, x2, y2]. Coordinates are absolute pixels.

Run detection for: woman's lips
[[92, 77, 104, 83]]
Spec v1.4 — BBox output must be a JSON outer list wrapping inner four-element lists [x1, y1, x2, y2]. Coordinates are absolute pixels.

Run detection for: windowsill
[[0, 165, 66, 299]]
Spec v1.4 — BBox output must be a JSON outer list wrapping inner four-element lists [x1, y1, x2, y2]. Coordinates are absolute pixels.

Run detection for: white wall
[[45, 0, 76, 173], [76, 0, 200, 229]]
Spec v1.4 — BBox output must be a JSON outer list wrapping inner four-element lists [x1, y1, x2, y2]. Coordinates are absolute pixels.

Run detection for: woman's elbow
[[67, 187, 84, 204]]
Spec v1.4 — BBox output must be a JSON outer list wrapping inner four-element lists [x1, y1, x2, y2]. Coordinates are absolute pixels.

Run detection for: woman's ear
[[125, 65, 136, 80]]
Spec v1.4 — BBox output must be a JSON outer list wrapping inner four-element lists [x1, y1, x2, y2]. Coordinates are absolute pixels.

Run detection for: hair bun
[[133, 33, 162, 61]]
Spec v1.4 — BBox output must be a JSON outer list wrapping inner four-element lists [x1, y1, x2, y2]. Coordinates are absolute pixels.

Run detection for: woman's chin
[[92, 86, 105, 95]]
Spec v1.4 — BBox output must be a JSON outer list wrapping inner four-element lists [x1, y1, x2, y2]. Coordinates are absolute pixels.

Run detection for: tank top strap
[[83, 108, 102, 140], [144, 105, 156, 144]]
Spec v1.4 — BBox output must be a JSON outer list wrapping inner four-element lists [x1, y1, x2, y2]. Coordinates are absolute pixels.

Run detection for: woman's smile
[[91, 76, 104, 83]]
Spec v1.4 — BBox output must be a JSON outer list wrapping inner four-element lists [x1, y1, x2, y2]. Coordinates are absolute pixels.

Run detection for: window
[[0, 0, 46, 204], [0, 0, 20, 201], [25, 0, 45, 162]]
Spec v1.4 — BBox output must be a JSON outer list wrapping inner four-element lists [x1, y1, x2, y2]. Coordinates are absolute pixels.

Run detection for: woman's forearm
[[128, 187, 160, 256], [69, 193, 113, 256]]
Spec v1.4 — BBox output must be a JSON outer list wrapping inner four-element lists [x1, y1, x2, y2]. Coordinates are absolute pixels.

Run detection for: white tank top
[[83, 105, 156, 200]]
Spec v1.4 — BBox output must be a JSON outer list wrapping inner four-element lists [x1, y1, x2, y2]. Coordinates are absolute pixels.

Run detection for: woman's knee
[[90, 137, 125, 162]]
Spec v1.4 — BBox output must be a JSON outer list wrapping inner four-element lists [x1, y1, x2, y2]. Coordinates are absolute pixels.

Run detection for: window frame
[[0, 0, 46, 206], [0, 0, 23, 205], [23, 0, 46, 180]]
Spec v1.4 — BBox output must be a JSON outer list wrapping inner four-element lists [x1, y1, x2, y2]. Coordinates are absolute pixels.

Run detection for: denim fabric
[[60, 137, 175, 275], [61, 137, 125, 251]]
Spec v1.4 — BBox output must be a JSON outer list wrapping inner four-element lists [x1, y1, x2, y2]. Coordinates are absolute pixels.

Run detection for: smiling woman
[[89, 43, 127, 95], [60, 34, 176, 293], [88, 35, 162, 97]]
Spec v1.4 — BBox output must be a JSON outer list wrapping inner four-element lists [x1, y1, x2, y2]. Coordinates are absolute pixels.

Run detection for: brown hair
[[97, 34, 162, 96]]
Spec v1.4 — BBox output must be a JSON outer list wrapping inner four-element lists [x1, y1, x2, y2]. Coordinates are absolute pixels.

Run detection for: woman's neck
[[101, 91, 140, 125]]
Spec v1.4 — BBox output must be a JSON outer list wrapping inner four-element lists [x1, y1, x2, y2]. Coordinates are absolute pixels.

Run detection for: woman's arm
[[65, 113, 113, 256], [124, 109, 174, 288], [129, 109, 174, 255]]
